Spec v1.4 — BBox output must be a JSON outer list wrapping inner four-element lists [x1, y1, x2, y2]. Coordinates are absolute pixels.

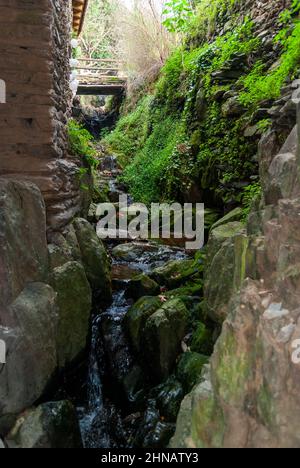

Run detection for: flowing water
[[78, 155, 189, 448]]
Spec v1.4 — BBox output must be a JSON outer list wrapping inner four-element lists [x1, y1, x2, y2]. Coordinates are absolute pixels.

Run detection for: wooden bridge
[[75, 58, 127, 96]]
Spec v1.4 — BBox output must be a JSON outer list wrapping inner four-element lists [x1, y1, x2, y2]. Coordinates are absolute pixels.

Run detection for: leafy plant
[[242, 182, 262, 219], [163, 0, 194, 34], [68, 119, 99, 169]]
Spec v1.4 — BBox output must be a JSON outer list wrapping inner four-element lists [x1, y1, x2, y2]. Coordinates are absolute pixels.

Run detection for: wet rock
[[124, 297, 161, 353], [191, 322, 214, 355], [50, 261, 92, 368], [134, 400, 159, 446], [143, 298, 189, 381], [151, 377, 184, 422], [123, 365, 147, 407], [7, 401, 82, 448], [112, 242, 159, 262], [73, 218, 112, 302], [143, 421, 176, 448], [0, 283, 58, 434], [177, 352, 209, 393], [126, 274, 160, 300]]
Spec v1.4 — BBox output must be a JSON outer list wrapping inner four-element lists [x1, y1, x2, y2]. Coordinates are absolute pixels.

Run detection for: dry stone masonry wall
[[0, 0, 81, 232]]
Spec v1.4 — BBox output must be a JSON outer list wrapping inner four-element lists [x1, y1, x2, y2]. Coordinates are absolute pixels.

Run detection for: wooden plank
[[77, 84, 125, 96], [77, 58, 123, 63]]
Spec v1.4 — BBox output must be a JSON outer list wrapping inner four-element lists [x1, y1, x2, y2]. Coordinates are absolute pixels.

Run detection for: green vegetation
[[103, 1, 300, 216]]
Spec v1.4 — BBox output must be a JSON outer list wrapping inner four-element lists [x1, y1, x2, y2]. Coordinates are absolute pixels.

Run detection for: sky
[[120, 0, 163, 12]]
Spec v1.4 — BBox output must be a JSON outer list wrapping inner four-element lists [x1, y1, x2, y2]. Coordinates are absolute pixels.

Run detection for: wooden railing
[[75, 58, 127, 87]]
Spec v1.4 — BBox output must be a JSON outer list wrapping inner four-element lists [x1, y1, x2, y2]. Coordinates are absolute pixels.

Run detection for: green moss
[[68, 119, 98, 169], [215, 330, 253, 404], [191, 322, 214, 355], [177, 352, 209, 392], [104, 96, 152, 167], [257, 383, 276, 428], [239, 19, 300, 106]]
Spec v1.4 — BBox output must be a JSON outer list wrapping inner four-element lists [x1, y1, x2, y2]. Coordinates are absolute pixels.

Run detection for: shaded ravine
[[78, 156, 189, 448]]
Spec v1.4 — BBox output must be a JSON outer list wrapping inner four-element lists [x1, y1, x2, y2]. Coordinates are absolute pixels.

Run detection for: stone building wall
[[0, 0, 81, 232]]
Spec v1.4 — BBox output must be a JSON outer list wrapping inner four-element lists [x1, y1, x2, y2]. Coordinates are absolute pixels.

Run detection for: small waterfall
[[79, 315, 110, 448]]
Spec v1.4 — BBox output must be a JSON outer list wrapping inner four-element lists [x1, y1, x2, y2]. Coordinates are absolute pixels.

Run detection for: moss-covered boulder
[[211, 208, 243, 231], [204, 221, 248, 323], [177, 352, 209, 393], [149, 259, 197, 289], [50, 261, 92, 368], [124, 296, 161, 353], [126, 274, 160, 300], [73, 218, 112, 302], [7, 401, 82, 448], [143, 298, 189, 381], [206, 221, 245, 266]]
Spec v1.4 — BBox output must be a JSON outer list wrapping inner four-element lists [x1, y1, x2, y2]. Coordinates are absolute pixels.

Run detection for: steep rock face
[[171, 104, 300, 448]]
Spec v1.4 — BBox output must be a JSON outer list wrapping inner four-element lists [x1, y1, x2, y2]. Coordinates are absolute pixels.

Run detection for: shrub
[[68, 119, 98, 169]]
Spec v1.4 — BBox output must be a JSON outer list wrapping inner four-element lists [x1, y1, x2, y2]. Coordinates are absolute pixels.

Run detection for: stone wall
[[0, 0, 81, 232]]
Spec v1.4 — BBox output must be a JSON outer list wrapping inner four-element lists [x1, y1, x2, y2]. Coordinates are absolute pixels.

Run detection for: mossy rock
[[177, 352, 209, 393], [191, 322, 214, 355], [211, 208, 243, 231], [143, 298, 189, 381], [126, 274, 160, 300], [149, 259, 199, 289], [123, 296, 162, 353], [73, 218, 112, 302], [206, 221, 245, 266], [50, 261, 92, 368]]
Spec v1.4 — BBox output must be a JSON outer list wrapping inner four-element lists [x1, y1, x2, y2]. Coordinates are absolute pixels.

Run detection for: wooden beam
[[77, 84, 125, 96], [72, 0, 89, 35]]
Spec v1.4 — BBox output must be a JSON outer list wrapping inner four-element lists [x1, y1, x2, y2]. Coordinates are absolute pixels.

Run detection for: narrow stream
[[78, 156, 190, 448]]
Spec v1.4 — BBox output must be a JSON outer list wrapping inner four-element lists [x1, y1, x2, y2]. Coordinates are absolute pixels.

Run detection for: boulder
[[124, 296, 162, 353], [73, 218, 112, 302], [205, 228, 248, 323], [47, 244, 70, 270], [149, 259, 196, 289], [112, 242, 159, 262], [151, 377, 184, 422], [7, 401, 82, 448], [265, 152, 300, 204], [0, 179, 48, 310], [126, 274, 160, 300], [205, 221, 245, 266], [143, 298, 189, 381], [0, 283, 57, 433], [211, 208, 243, 231], [50, 261, 92, 368], [177, 352, 209, 393]]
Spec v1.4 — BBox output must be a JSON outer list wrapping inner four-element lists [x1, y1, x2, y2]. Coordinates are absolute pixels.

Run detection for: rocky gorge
[[1, 0, 300, 450]]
